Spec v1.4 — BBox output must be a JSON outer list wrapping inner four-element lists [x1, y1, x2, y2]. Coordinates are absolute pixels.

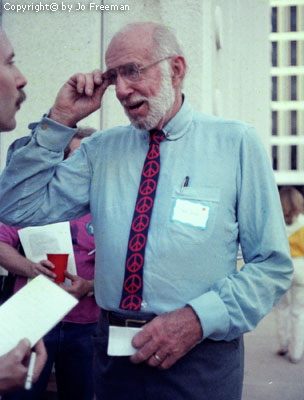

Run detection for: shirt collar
[[162, 95, 193, 141], [136, 95, 193, 142]]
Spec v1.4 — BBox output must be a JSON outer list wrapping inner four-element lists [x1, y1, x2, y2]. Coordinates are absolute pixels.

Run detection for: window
[[270, 0, 304, 185]]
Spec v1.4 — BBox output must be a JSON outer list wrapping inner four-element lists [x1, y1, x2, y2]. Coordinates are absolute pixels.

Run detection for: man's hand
[[32, 339, 47, 383], [0, 338, 47, 394], [130, 306, 203, 369], [29, 259, 56, 280], [49, 69, 109, 127], [61, 271, 93, 299]]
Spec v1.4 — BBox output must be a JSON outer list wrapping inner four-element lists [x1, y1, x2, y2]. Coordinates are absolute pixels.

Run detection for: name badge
[[171, 199, 210, 229]]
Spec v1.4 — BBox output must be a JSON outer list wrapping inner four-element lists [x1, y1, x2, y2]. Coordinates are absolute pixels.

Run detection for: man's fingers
[[33, 339, 47, 382], [93, 69, 103, 85], [14, 339, 31, 362], [75, 73, 86, 94], [130, 340, 158, 364], [84, 73, 95, 96], [64, 270, 75, 280], [74, 71, 106, 97], [130, 326, 159, 364], [158, 353, 179, 370], [131, 323, 154, 348], [40, 260, 55, 269], [146, 350, 169, 368]]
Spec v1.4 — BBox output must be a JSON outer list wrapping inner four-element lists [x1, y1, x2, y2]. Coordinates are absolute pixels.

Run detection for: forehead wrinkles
[[105, 31, 156, 69]]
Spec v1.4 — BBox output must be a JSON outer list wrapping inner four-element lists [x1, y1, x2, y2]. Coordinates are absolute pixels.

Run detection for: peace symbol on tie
[[143, 160, 159, 178], [121, 294, 141, 311], [147, 144, 160, 159], [120, 130, 165, 311], [132, 214, 150, 232], [129, 233, 146, 252], [124, 274, 142, 293], [126, 253, 144, 272], [139, 179, 157, 196], [136, 196, 153, 213]]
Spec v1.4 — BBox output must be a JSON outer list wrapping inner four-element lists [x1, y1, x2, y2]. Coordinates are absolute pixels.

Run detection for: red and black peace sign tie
[[119, 130, 165, 311]]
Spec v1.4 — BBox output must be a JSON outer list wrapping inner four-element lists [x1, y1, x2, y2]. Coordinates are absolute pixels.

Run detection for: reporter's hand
[[60, 271, 93, 299], [49, 70, 109, 127], [32, 339, 47, 383], [29, 259, 56, 281], [0, 339, 31, 394], [130, 306, 203, 370]]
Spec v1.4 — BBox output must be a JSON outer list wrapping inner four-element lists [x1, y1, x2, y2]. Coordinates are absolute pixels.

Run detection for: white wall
[[209, 0, 271, 149], [0, 0, 271, 170], [0, 0, 102, 169]]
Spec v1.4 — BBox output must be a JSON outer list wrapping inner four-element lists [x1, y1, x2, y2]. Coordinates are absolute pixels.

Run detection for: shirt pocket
[[167, 186, 220, 244]]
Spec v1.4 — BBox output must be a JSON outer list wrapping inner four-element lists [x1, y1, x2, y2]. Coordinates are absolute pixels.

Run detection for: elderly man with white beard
[[0, 22, 293, 400]]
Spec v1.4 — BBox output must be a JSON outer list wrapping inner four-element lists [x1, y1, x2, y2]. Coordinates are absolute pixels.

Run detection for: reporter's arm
[[0, 242, 56, 280]]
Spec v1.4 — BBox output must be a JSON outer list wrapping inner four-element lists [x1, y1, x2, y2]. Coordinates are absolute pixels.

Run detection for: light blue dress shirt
[[0, 98, 293, 341]]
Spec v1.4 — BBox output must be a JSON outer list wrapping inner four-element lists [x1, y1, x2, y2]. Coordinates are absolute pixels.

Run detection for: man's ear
[[170, 56, 186, 88]]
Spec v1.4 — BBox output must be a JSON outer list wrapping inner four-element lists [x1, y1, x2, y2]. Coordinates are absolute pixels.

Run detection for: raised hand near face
[[49, 69, 109, 128]]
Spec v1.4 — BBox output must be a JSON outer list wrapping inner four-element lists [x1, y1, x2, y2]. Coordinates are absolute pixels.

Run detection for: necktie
[[119, 130, 165, 311]]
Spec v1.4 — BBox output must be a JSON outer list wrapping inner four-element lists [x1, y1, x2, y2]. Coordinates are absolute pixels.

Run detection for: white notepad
[[0, 275, 78, 356]]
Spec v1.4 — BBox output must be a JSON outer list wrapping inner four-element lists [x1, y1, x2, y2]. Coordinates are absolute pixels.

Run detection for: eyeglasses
[[103, 56, 173, 85]]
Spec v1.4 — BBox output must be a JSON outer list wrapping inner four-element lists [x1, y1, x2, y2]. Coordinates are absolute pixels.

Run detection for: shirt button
[[141, 301, 147, 309], [166, 132, 170, 137], [41, 123, 48, 130]]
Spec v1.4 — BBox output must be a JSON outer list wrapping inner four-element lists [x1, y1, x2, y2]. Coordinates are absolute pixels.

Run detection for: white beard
[[124, 67, 175, 131]]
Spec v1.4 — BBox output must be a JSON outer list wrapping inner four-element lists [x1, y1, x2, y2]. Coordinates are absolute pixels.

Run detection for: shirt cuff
[[187, 290, 230, 340], [33, 117, 77, 152]]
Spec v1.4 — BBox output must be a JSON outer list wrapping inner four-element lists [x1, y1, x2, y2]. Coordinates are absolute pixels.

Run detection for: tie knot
[[149, 130, 165, 145]]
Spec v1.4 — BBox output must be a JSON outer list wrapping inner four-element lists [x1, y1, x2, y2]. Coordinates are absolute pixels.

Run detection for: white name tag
[[107, 326, 142, 356], [171, 199, 210, 229]]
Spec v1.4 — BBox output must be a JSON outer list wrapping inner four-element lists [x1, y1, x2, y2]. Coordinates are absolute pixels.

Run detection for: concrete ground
[[243, 311, 304, 400]]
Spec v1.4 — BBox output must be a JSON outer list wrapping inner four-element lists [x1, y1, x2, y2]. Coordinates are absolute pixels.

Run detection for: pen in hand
[[24, 351, 36, 390]]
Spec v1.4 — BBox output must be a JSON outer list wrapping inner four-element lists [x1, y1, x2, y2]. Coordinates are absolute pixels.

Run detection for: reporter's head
[[0, 29, 27, 132]]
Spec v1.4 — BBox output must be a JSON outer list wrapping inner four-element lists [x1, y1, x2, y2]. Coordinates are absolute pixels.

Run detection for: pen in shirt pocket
[[181, 176, 189, 192]]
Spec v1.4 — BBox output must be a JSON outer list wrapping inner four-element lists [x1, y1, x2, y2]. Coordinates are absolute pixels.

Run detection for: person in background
[[275, 186, 304, 364], [0, 22, 293, 400], [0, 28, 47, 393], [0, 127, 99, 400]]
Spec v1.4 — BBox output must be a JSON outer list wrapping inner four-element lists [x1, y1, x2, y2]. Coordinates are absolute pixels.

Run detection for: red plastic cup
[[46, 254, 69, 283]]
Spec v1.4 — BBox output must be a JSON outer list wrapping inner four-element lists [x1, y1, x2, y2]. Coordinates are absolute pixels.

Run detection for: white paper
[[0, 275, 78, 356], [171, 199, 210, 229], [107, 326, 142, 356], [18, 222, 77, 285]]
